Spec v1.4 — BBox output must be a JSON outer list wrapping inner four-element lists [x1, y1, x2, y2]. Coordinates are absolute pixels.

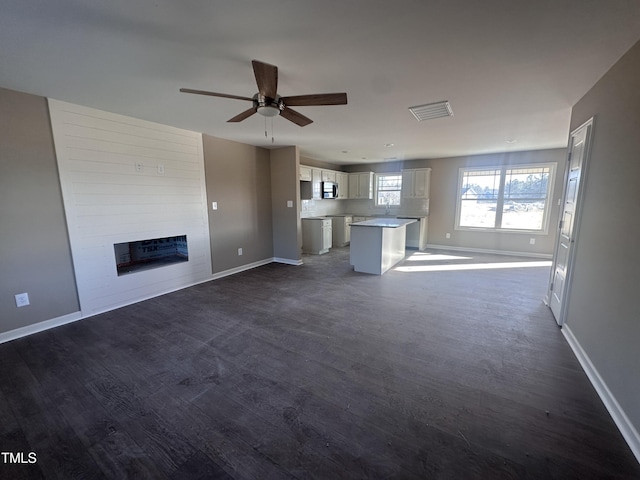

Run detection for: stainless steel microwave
[[322, 181, 338, 199]]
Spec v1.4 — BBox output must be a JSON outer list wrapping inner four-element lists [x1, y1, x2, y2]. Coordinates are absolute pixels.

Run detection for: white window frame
[[454, 163, 556, 234], [374, 173, 403, 207]]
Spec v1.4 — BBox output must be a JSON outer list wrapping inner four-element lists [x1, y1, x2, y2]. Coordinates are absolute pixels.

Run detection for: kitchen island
[[350, 218, 416, 274]]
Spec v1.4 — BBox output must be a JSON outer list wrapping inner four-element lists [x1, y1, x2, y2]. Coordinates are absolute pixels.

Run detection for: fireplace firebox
[[114, 235, 188, 276]]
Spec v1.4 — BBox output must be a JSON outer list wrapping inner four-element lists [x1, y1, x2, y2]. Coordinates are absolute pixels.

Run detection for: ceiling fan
[[180, 60, 347, 127]]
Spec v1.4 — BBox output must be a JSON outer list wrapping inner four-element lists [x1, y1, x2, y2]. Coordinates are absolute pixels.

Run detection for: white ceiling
[[2, 1, 640, 165]]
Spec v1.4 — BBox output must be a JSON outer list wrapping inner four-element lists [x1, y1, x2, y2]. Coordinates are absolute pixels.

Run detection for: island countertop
[[350, 218, 417, 228]]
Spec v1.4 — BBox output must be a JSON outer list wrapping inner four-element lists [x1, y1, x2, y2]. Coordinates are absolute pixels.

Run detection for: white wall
[[49, 100, 212, 317]]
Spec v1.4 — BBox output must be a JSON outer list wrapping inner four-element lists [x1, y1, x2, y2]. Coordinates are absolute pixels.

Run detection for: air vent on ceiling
[[408, 101, 453, 122]]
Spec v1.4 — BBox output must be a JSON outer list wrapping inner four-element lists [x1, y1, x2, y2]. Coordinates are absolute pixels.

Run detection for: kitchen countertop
[[350, 218, 417, 228]]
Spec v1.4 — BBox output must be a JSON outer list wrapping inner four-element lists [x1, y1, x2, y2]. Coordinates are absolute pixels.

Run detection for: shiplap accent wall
[[49, 99, 212, 317]]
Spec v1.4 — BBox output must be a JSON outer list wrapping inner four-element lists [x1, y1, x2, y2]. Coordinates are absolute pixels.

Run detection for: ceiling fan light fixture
[[257, 105, 280, 117], [409, 101, 453, 122]]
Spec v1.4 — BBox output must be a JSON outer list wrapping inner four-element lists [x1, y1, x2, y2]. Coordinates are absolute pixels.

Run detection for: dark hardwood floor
[[1, 247, 638, 479]]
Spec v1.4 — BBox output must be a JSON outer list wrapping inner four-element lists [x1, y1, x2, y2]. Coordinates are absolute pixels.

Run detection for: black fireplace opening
[[114, 235, 188, 276]]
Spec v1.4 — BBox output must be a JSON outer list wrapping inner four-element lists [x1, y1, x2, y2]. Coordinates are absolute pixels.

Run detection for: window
[[456, 164, 555, 232], [375, 173, 402, 206]]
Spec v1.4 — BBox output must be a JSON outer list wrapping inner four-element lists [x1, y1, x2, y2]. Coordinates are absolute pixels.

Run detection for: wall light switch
[[287, 200, 293, 208], [238, 247, 243, 256], [212, 202, 218, 210], [15, 292, 30, 307]]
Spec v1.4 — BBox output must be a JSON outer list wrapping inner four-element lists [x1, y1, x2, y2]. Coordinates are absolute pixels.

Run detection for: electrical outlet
[[157, 164, 165, 174], [135, 162, 143, 172], [238, 247, 243, 256], [529, 238, 536, 245], [287, 200, 293, 208], [15, 292, 30, 307], [446, 233, 451, 239]]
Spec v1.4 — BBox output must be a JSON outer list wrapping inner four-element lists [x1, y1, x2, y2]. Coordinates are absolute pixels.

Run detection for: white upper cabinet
[[300, 164, 349, 200], [336, 172, 349, 199], [321, 170, 337, 182], [312, 168, 322, 199], [348, 172, 374, 199], [299, 165, 312, 181], [402, 168, 431, 199]]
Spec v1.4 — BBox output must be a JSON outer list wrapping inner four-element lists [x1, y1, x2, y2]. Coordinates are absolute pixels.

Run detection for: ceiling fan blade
[[252, 60, 278, 99], [180, 88, 254, 102], [227, 108, 257, 122], [280, 107, 313, 127], [281, 93, 348, 106]]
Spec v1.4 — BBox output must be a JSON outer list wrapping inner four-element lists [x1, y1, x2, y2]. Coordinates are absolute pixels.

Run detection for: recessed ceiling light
[[505, 139, 517, 144], [341, 150, 349, 153], [384, 143, 394, 147]]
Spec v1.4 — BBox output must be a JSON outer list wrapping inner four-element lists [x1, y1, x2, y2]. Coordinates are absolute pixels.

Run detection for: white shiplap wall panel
[[49, 99, 212, 317]]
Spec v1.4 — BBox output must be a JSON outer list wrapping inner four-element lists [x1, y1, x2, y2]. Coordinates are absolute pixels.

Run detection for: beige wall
[[421, 150, 565, 255], [347, 149, 566, 256], [202, 135, 274, 273], [564, 39, 640, 442], [0, 88, 79, 334], [270, 146, 302, 262]]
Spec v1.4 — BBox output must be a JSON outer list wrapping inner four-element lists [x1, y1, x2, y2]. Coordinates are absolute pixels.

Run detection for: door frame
[[545, 116, 595, 326]]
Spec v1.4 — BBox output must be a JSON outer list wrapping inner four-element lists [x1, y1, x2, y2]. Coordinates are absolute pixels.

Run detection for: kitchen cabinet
[[336, 172, 349, 199], [302, 217, 332, 254], [312, 168, 322, 200], [348, 172, 374, 199], [402, 168, 431, 199], [321, 170, 337, 182], [399, 216, 428, 250], [328, 215, 352, 246], [299, 165, 312, 181]]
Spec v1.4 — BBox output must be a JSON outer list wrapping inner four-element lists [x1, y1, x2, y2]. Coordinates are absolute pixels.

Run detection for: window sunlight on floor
[[402, 253, 472, 262], [394, 251, 552, 272]]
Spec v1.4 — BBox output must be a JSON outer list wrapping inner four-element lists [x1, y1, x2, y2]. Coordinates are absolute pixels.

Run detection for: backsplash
[[301, 198, 424, 218]]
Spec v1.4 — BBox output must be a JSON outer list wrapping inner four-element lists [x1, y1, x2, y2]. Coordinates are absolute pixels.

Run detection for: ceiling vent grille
[[408, 101, 453, 122]]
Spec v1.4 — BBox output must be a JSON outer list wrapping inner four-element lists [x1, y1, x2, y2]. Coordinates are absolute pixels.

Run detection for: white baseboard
[[562, 325, 640, 464], [0, 311, 82, 345], [424, 243, 553, 259], [211, 258, 275, 280], [273, 257, 304, 266]]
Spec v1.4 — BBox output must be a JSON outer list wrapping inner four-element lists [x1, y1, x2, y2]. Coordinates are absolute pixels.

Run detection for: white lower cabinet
[[302, 218, 332, 254], [329, 215, 352, 246]]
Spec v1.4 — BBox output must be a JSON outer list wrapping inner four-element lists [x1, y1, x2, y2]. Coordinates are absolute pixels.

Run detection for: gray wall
[[347, 149, 566, 255], [270, 146, 302, 262], [0, 87, 79, 334], [202, 135, 274, 273], [421, 150, 565, 255], [564, 40, 640, 433]]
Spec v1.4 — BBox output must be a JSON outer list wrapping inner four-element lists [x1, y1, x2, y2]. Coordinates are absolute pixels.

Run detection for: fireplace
[[114, 235, 188, 276]]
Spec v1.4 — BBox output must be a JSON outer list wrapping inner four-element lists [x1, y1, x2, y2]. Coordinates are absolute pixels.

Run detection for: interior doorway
[[546, 117, 594, 326]]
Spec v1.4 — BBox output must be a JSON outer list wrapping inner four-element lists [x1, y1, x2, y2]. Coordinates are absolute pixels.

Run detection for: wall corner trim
[[0, 312, 82, 345], [562, 325, 640, 464]]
